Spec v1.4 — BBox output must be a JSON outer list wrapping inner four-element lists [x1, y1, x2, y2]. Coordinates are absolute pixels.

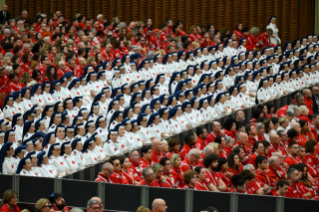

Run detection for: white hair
[[268, 156, 278, 165], [243, 164, 254, 170], [97, 14, 103, 20], [23, 43, 30, 50], [59, 61, 65, 66], [17, 20, 24, 25], [188, 148, 199, 159], [43, 37, 50, 42], [203, 145, 214, 154], [86, 199, 99, 208], [4, 29, 10, 34], [70, 208, 84, 212]]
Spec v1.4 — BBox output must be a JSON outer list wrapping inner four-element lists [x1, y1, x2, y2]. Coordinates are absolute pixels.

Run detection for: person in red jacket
[[129, 149, 143, 181], [272, 179, 289, 196], [206, 121, 224, 144], [95, 162, 114, 183], [285, 167, 308, 198], [195, 127, 208, 151], [180, 131, 197, 160], [246, 124, 258, 146], [139, 167, 159, 187], [169, 154, 184, 188], [0, 189, 20, 212], [246, 27, 261, 51], [284, 142, 303, 166], [266, 156, 282, 188], [303, 89, 314, 115], [248, 141, 265, 167], [258, 29, 275, 49], [255, 156, 271, 186], [139, 145, 152, 169], [7, 73, 23, 95], [268, 133, 284, 158], [308, 114, 319, 144], [150, 139, 164, 164], [109, 156, 129, 184], [180, 148, 200, 174], [49, 192, 70, 212]]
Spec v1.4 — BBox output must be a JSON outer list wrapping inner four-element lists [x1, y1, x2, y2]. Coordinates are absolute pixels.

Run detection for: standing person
[[0, 5, 10, 24], [266, 16, 281, 45], [0, 190, 20, 212]]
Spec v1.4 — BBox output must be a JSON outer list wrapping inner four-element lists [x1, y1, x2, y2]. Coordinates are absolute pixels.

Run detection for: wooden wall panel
[[6, 0, 315, 45]]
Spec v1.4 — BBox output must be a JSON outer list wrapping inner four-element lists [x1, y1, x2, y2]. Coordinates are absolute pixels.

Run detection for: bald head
[[302, 89, 312, 98], [270, 133, 279, 145], [291, 122, 301, 133], [152, 139, 163, 153], [152, 199, 167, 212], [102, 162, 114, 177], [91, 197, 102, 204]]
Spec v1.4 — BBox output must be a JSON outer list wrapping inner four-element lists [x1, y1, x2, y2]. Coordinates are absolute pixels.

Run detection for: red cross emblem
[[60, 162, 64, 165], [72, 161, 75, 165]]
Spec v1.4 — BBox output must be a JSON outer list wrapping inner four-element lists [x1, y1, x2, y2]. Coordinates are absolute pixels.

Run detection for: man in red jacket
[[151, 139, 164, 164], [285, 167, 307, 198], [180, 148, 200, 174], [180, 131, 197, 160], [284, 142, 302, 166], [272, 179, 289, 196], [95, 162, 114, 183], [266, 156, 282, 188], [206, 121, 224, 143], [129, 149, 142, 181], [303, 89, 314, 115]]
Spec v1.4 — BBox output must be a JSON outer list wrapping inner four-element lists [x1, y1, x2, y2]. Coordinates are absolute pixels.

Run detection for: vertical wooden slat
[[108, 0, 112, 23], [216, 0, 220, 29], [162, 0, 165, 24], [49, 0, 53, 14], [232, 0, 236, 28], [256, 0, 260, 26], [86, 0, 89, 18], [208, 0, 212, 24], [35, 0, 38, 15], [248, 0, 252, 28], [240, 0, 244, 24], [131, 0, 135, 21], [153, 0, 157, 27], [184, 0, 189, 32], [280, 0, 285, 42], [288, 0, 293, 41], [169, 0, 173, 20], [93, 0, 97, 20], [116, 0, 120, 17], [56, 0, 60, 11], [139, 0, 142, 20], [273, 0, 278, 17], [146, 0, 150, 19], [177, 0, 181, 21], [28, 0, 31, 16], [224, 0, 229, 27], [192, 0, 196, 25], [123, 0, 126, 22], [42, 0, 45, 14], [264, 0, 269, 27], [200, 0, 204, 25], [14, 0, 17, 17]]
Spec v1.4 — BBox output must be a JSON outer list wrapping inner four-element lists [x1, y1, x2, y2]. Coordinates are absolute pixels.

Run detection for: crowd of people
[[1, 190, 202, 212], [0, 4, 318, 202]]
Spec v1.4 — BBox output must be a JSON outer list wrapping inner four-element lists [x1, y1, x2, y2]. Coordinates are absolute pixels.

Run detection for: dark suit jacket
[[0, 10, 10, 24], [312, 94, 319, 114]]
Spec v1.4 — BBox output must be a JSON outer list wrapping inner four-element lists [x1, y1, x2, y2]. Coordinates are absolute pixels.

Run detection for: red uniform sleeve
[[109, 174, 120, 184], [180, 164, 190, 174]]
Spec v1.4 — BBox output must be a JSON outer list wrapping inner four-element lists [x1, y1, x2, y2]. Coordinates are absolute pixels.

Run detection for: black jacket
[[0, 10, 10, 24]]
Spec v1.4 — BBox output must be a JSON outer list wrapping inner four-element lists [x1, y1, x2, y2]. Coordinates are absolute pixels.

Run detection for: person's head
[[188, 148, 201, 163], [90, 197, 103, 212], [152, 139, 163, 153], [227, 152, 240, 169], [184, 131, 197, 146], [86, 199, 100, 212], [245, 124, 256, 136], [196, 127, 208, 139], [49, 193, 66, 211], [269, 156, 280, 170], [237, 132, 248, 145], [142, 167, 155, 183], [212, 121, 221, 133], [141, 145, 152, 160], [129, 149, 140, 162], [231, 175, 246, 192], [203, 153, 219, 169], [287, 128, 298, 142], [35, 198, 51, 212], [235, 109, 245, 122], [101, 162, 114, 178], [183, 170, 197, 185], [305, 139, 317, 154], [2, 189, 18, 206], [170, 153, 182, 168], [295, 94, 305, 106], [255, 156, 268, 170], [288, 141, 299, 157], [109, 156, 121, 171], [290, 122, 301, 134], [152, 198, 167, 212], [276, 179, 289, 196], [287, 168, 300, 184]]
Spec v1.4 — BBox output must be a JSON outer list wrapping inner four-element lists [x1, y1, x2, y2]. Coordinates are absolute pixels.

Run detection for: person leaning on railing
[[0, 189, 20, 212]]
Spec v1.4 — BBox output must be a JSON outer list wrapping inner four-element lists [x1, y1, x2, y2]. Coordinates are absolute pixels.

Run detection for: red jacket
[[169, 166, 184, 188], [180, 143, 193, 160], [284, 155, 302, 166], [139, 179, 160, 187], [150, 150, 164, 164], [304, 96, 314, 115], [275, 105, 289, 117], [0, 204, 20, 212], [285, 183, 306, 199], [206, 131, 221, 144], [129, 158, 142, 181], [95, 172, 110, 182]]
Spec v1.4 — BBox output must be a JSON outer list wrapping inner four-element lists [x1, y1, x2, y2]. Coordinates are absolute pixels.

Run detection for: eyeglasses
[[106, 169, 113, 175], [114, 163, 120, 166], [90, 207, 100, 211], [42, 205, 52, 209], [165, 163, 172, 166]]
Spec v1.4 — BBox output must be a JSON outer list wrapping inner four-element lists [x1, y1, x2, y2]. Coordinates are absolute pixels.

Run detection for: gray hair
[[256, 122, 265, 132], [203, 145, 214, 154], [287, 168, 297, 179], [59, 61, 65, 66], [188, 148, 199, 159], [70, 208, 84, 212], [224, 136, 233, 144], [118, 22, 127, 29], [147, 51, 155, 59], [142, 167, 152, 177], [102, 162, 113, 170], [243, 164, 254, 170], [268, 156, 278, 165], [23, 43, 30, 50], [4, 29, 10, 34], [277, 130, 284, 137], [97, 14, 103, 19], [87, 199, 99, 208], [17, 20, 24, 25], [250, 27, 259, 34], [9, 19, 15, 24], [286, 108, 295, 116], [43, 37, 50, 42]]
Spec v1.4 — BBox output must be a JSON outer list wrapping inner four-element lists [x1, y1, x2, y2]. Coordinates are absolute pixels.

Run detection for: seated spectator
[[35, 198, 52, 212], [182, 170, 197, 189], [150, 139, 164, 164], [223, 118, 237, 140], [194, 166, 210, 191], [166, 138, 181, 159], [216, 158, 232, 185], [181, 148, 200, 174], [255, 156, 270, 187], [0, 190, 20, 212], [230, 175, 250, 193], [120, 155, 137, 185], [95, 162, 114, 183], [284, 142, 302, 166], [139, 167, 159, 187], [151, 199, 167, 212], [272, 179, 289, 196], [169, 153, 184, 188], [206, 121, 224, 143], [151, 163, 173, 188], [248, 141, 265, 167], [266, 156, 282, 188], [246, 124, 258, 146], [227, 152, 243, 176], [277, 116, 289, 132], [256, 122, 266, 141], [180, 131, 197, 159], [49, 192, 70, 212], [139, 145, 152, 169], [195, 127, 208, 150], [129, 149, 142, 181], [109, 156, 129, 184], [86, 199, 100, 212]]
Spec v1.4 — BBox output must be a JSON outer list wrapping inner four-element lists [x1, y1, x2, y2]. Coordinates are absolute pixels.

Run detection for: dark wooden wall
[[6, 0, 316, 43]]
